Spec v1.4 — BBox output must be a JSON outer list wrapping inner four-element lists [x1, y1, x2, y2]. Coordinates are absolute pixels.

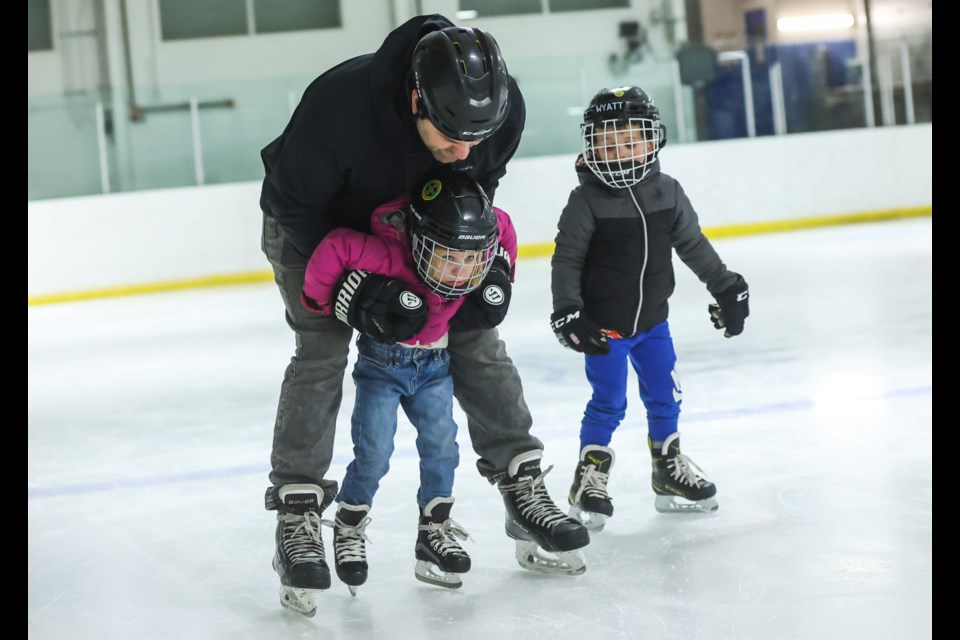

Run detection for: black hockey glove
[[708, 276, 750, 338], [550, 305, 611, 356], [333, 270, 427, 344], [449, 255, 512, 332]]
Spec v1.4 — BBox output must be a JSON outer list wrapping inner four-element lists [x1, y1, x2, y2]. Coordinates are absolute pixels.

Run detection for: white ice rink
[[28, 218, 932, 640]]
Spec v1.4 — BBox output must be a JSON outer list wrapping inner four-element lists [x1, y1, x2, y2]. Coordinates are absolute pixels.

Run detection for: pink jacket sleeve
[[301, 197, 412, 315], [494, 206, 519, 281]]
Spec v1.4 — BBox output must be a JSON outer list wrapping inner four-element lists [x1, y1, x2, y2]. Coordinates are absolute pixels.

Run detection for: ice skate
[[498, 451, 590, 576], [270, 483, 334, 617], [568, 445, 615, 531], [414, 497, 471, 589], [650, 433, 718, 514], [332, 503, 372, 597]]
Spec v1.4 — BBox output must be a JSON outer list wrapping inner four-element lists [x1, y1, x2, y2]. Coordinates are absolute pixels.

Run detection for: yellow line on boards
[[28, 206, 931, 307], [701, 205, 931, 240], [518, 205, 932, 258], [27, 272, 276, 306]]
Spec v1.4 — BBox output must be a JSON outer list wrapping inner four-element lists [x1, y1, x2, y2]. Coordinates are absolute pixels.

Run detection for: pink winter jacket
[[301, 194, 518, 347]]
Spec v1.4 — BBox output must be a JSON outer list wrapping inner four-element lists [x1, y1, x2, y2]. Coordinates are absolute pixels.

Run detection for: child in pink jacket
[[300, 172, 517, 594]]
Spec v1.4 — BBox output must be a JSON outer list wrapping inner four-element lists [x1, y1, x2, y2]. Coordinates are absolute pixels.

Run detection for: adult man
[[260, 14, 589, 615]]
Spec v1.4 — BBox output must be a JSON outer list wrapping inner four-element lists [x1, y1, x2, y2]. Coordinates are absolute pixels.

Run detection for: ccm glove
[[550, 305, 611, 356], [333, 270, 427, 344], [708, 276, 750, 338], [449, 255, 512, 332]]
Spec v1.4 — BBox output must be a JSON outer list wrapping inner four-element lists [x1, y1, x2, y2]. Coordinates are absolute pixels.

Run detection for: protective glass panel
[[253, 0, 341, 33], [549, 0, 628, 12], [459, 0, 541, 17], [28, 0, 53, 51], [159, 0, 247, 40]]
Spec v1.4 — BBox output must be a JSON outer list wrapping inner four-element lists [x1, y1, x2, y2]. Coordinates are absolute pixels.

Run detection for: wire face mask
[[580, 85, 667, 189], [410, 230, 497, 300], [581, 116, 663, 189]]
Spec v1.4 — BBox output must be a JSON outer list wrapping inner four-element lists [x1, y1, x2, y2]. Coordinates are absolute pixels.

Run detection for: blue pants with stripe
[[580, 321, 681, 450]]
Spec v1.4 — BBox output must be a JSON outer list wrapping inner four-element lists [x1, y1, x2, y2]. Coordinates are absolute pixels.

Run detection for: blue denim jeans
[[336, 335, 460, 510]]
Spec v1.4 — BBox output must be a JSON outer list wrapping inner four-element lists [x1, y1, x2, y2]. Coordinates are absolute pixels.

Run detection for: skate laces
[[279, 511, 334, 565], [667, 454, 709, 488], [335, 514, 372, 564], [503, 465, 571, 528], [573, 464, 610, 503], [419, 518, 471, 556]]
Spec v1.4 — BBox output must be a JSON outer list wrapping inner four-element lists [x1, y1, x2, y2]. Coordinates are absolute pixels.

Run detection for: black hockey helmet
[[411, 27, 510, 142], [407, 172, 499, 299], [581, 85, 667, 188]]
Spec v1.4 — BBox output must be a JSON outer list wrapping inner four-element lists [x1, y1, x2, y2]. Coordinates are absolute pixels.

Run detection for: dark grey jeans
[[261, 213, 542, 503]]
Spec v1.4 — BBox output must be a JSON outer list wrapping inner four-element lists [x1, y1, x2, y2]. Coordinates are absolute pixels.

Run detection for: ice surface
[[28, 219, 932, 640]]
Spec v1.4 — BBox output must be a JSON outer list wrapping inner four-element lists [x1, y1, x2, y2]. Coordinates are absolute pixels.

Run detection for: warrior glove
[[449, 255, 512, 332], [333, 270, 427, 344]]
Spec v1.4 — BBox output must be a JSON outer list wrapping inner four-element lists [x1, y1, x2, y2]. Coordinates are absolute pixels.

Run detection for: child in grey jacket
[[550, 85, 750, 530]]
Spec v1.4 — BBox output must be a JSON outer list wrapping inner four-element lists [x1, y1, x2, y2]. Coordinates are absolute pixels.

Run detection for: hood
[[370, 194, 412, 245]]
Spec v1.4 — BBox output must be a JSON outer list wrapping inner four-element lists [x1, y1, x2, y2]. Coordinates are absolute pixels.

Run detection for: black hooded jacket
[[259, 14, 526, 257]]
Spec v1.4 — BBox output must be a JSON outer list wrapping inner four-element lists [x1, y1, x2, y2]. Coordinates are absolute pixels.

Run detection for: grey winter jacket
[[551, 156, 744, 337]]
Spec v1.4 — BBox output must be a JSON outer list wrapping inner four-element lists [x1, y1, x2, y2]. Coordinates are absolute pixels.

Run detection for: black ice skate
[[650, 433, 718, 513], [270, 483, 335, 617], [498, 451, 590, 575], [332, 503, 372, 597], [568, 445, 615, 531], [414, 496, 472, 589]]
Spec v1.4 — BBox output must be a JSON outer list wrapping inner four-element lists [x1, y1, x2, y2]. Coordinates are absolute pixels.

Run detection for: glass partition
[[27, 30, 931, 202], [509, 52, 693, 158], [28, 93, 105, 200]]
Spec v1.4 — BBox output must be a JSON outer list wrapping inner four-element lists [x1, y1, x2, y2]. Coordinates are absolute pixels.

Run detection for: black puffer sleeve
[[551, 187, 596, 311], [669, 180, 742, 295]]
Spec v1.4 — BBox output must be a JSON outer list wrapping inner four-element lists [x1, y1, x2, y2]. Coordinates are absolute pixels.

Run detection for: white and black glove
[[549, 305, 611, 356], [708, 276, 749, 338], [449, 254, 512, 332], [333, 270, 427, 344]]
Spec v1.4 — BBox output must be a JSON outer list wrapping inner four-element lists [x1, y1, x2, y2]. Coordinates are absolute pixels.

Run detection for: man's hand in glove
[[549, 306, 611, 356], [708, 277, 749, 338], [333, 270, 427, 343]]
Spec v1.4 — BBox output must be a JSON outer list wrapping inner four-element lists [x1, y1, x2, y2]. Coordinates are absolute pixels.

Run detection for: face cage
[[581, 117, 661, 189], [411, 234, 498, 300]]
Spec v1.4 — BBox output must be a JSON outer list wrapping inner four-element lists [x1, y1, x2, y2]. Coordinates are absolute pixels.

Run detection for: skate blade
[[568, 505, 608, 532], [514, 540, 586, 576], [347, 585, 358, 598], [414, 560, 463, 589], [278, 586, 318, 617], [654, 494, 718, 514]]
